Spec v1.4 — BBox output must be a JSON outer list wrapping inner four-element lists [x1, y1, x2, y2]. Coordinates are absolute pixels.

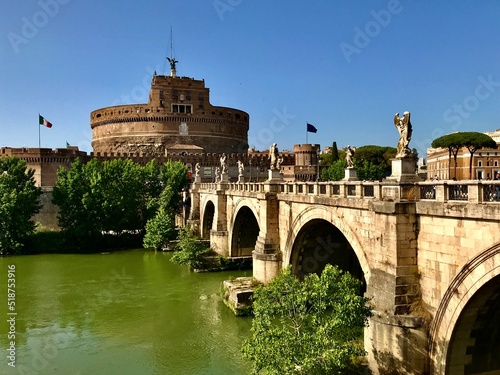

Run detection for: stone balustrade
[[195, 180, 500, 204]]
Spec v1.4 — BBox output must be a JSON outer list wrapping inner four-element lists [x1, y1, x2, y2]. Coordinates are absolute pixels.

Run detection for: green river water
[[0, 250, 253, 375]]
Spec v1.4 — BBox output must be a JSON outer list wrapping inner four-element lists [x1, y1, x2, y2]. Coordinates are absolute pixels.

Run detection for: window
[[172, 104, 192, 114], [495, 161, 498, 167], [159, 90, 164, 99], [478, 160, 483, 167]]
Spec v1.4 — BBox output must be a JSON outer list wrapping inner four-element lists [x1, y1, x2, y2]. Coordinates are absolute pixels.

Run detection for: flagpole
[[306, 123, 308, 144], [38, 113, 41, 148]]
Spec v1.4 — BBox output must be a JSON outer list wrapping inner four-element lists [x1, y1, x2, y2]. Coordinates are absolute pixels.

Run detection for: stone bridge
[[187, 177, 500, 375]]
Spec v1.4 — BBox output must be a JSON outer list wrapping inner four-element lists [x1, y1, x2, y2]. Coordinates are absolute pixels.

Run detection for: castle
[[1, 61, 325, 187], [91, 68, 250, 156]]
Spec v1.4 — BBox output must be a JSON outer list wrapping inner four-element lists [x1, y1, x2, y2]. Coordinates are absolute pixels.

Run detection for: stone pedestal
[[267, 169, 283, 181], [193, 175, 201, 183], [343, 168, 358, 181], [220, 172, 229, 182], [387, 157, 420, 183], [237, 176, 245, 183], [223, 277, 255, 316]]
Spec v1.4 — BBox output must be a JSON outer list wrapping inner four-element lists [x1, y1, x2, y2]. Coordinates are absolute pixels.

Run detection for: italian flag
[[39, 115, 52, 128]]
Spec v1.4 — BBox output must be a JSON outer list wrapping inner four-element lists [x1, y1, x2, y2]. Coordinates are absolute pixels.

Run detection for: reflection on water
[[0, 250, 252, 375]]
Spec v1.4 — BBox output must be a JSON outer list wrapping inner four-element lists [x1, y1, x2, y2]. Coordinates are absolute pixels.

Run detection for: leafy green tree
[[431, 133, 465, 179], [170, 227, 212, 269], [53, 158, 188, 246], [143, 187, 177, 249], [242, 265, 372, 375], [53, 158, 99, 238], [0, 157, 41, 254], [354, 160, 387, 181], [319, 152, 333, 167], [160, 160, 189, 209], [322, 159, 347, 181], [332, 145, 395, 181], [431, 132, 497, 179], [462, 132, 496, 179], [92, 159, 146, 232], [331, 141, 339, 162]]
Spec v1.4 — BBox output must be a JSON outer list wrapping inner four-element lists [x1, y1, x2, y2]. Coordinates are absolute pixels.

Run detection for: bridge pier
[[253, 236, 282, 284], [187, 182, 201, 235], [252, 179, 282, 284], [210, 182, 230, 256], [366, 312, 429, 375], [365, 201, 430, 374]]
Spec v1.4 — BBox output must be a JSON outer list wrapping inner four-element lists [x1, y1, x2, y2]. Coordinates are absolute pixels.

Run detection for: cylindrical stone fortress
[[91, 74, 249, 156]]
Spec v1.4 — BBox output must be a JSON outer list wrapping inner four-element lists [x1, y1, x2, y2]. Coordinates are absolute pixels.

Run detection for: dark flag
[[307, 123, 317, 133]]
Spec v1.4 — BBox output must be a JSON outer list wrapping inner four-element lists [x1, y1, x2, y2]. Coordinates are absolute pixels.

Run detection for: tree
[[92, 158, 146, 232], [159, 160, 189, 212], [355, 160, 386, 181], [331, 141, 339, 162], [462, 132, 497, 179], [170, 227, 212, 269], [53, 158, 188, 247], [346, 145, 395, 181], [242, 265, 372, 375], [431, 133, 465, 179], [52, 158, 99, 238], [322, 159, 347, 181], [0, 157, 41, 254], [432, 132, 497, 179], [143, 187, 177, 249]]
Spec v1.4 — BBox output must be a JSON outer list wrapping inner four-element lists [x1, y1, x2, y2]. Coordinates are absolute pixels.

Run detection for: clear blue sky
[[1, 0, 500, 158]]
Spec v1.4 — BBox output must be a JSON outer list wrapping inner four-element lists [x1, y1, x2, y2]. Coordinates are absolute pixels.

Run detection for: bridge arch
[[429, 242, 500, 374], [228, 199, 261, 258], [283, 206, 371, 285], [201, 200, 215, 240]]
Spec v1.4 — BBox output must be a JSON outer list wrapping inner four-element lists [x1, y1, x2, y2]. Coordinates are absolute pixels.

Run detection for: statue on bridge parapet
[[195, 162, 200, 177], [387, 111, 419, 182], [220, 153, 228, 174], [237, 160, 245, 182], [237, 160, 244, 177], [215, 166, 221, 182], [394, 112, 413, 158], [269, 143, 279, 170], [276, 156, 283, 171], [346, 145, 355, 169]]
